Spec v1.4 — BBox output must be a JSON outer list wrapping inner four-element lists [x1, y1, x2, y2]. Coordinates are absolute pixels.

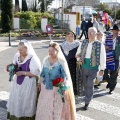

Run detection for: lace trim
[[43, 59, 61, 69], [61, 40, 79, 56]]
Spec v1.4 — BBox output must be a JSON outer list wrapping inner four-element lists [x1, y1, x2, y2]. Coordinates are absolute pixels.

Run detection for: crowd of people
[[6, 18, 120, 120]]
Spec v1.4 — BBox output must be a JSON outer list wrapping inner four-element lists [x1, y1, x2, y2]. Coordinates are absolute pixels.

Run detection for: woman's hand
[[78, 60, 83, 65], [37, 83, 41, 92], [98, 70, 104, 76], [76, 54, 80, 58], [16, 71, 24, 76], [62, 90, 66, 95]]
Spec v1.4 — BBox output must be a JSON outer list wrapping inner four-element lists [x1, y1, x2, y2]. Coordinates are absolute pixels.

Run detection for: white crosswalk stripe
[[102, 82, 120, 89], [89, 100, 120, 117], [94, 88, 120, 100], [1, 86, 120, 120], [76, 114, 94, 120]]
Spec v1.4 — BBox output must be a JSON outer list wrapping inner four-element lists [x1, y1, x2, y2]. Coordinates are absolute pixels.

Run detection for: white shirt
[[113, 38, 116, 50], [76, 40, 106, 70]]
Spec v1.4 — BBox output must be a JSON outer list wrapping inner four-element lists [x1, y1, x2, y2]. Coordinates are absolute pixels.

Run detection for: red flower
[[52, 78, 64, 86]]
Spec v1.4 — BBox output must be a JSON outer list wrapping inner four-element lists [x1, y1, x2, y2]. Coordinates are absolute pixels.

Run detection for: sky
[[12, 0, 120, 9], [102, 0, 120, 2], [50, 0, 120, 8], [50, 0, 61, 8]]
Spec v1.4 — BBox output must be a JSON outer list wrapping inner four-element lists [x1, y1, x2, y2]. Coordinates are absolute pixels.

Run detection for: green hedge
[[14, 11, 54, 29]]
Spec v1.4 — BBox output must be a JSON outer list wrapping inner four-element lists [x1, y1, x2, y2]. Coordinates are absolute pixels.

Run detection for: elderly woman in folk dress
[[60, 31, 81, 96], [36, 42, 76, 120], [7, 40, 41, 120]]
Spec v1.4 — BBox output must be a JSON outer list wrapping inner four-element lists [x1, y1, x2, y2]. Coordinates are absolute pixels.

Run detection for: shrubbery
[[14, 11, 54, 29]]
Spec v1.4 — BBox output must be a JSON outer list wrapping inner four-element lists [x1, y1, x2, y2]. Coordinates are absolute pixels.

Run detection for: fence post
[[8, 31, 11, 46]]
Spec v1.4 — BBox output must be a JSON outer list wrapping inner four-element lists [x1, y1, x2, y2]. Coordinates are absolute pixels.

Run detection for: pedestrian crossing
[[0, 81, 120, 120]]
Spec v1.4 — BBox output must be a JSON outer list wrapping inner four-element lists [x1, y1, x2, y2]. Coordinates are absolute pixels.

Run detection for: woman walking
[[7, 40, 41, 120], [36, 42, 76, 120]]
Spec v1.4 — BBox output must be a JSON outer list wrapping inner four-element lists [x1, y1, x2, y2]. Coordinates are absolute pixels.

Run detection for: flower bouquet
[[6, 64, 18, 81], [52, 78, 70, 103]]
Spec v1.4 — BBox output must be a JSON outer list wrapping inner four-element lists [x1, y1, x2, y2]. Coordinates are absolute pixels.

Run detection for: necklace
[[49, 57, 58, 70]]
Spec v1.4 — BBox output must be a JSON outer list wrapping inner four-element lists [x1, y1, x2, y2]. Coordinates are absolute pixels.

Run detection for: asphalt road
[[0, 40, 120, 120]]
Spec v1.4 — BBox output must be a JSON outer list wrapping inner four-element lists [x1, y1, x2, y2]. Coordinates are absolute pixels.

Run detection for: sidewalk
[[0, 39, 65, 53]]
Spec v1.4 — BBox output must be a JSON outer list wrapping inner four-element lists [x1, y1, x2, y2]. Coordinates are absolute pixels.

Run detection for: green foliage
[[14, 11, 54, 29], [103, 9, 113, 16], [22, 0, 28, 11], [97, 3, 109, 11], [15, 0, 20, 12], [38, 0, 54, 12], [40, 0, 45, 13], [97, 3, 113, 16], [1, 0, 13, 33], [116, 9, 120, 19]]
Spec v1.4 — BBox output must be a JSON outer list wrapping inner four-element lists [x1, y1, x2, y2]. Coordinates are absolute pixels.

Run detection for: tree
[[1, 0, 13, 33], [40, 0, 45, 13], [15, 0, 20, 12], [32, 0, 37, 12], [22, 0, 28, 11], [103, 9, 113, 16], [116, 9, 120, 19], [97, 3, 109, 11], [38, 0, 53, 12]]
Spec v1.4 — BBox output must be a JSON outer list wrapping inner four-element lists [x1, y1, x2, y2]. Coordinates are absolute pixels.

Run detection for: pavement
[[1, 25, 120, 120]]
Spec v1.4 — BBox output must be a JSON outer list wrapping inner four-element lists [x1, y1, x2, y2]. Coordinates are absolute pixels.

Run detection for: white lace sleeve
[[29, 57, 41, 76]]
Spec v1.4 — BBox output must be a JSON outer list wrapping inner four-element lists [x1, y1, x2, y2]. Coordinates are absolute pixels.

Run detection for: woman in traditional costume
[[7, 40, 41, 120], [36, 42, 76, 120], [61, 31, 80, 96]]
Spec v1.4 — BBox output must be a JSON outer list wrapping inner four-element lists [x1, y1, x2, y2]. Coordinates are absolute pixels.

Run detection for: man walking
[[86, 18, 93, 39], [79, 17, 87, 40], [103, 24, 120, 94], [76, 27, 106, 110]]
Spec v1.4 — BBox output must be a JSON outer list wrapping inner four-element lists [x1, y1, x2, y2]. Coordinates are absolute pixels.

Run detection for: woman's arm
[[16, 71, 38, 77]]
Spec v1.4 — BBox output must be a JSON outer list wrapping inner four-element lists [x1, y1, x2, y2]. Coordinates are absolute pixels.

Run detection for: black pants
[[103, 60, 119, 91], [79, 30, 87, 39]]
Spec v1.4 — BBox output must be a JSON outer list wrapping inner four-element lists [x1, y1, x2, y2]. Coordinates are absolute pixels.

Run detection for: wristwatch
[[100, 70, 104, 71]]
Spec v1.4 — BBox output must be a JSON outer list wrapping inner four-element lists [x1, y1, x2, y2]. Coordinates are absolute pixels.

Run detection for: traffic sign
[[46, 24, 53, 34]]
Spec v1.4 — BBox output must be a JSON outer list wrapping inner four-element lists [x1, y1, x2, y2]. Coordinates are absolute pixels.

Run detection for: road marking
[[76, 114, 94, 120], [89, 100, 120, 117], [102, 82, 120, 89], [94, 88, 120, 100]]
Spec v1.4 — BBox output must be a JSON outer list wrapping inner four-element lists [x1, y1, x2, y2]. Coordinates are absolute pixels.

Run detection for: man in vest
[[103, 24, 120, 94], [76, 27, 106, 110]]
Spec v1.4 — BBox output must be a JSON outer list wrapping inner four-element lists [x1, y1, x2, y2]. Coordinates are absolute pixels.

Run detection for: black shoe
[[97, 83, 101, 86], [109, 90, 113, 94], [83, 104, 89, 110], [106, 84, 109, 89]]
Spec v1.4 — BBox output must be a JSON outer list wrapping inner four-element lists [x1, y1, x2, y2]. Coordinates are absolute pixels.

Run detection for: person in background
[[76, 27, 106, 110], [86, 18, 93, 39], [7, 40, 41, 120], [36, 42, 76, 120], [61, 31, 80, 96], [79, 17, 87, 40], [94, 31, 106, 87], [103, 24, 120, 94], [93, 17, 100, 32]]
